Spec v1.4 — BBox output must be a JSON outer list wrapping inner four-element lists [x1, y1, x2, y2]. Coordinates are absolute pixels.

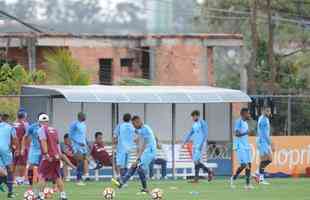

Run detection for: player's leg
[[112, 164, 137, 188], [0, 164, 7, 192], [136, 165, 148, 192], [2, 151, 15, 198], [245, 163, 254, 189], [231, 149, 247, 188], [149, 160, 155, 179], [117, 151, 128, 177], [136, 151, 154, 193], [258, 144, 272, 184], [154, 158, 167, 179], [55, 178, 67, 200]]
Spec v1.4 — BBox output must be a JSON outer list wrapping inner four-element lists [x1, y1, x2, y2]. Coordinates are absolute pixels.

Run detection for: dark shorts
[[14, 149, 28, 166], [39, 159, 61, 182]]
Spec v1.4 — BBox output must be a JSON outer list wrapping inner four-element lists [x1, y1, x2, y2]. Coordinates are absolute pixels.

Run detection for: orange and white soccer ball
[[103, 187, 115, 200], [43, 187, 55, 199], [151, 188, 163, 200], [24, 189, 35, 200]]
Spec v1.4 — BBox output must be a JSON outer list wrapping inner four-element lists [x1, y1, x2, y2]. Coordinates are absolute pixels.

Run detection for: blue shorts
[[72, 143, 88, 156], [257, 142, 271, 157], [28, 152, 42, 166], [116, 151, 129, 168], [0, 150, 13, 167], [236, 148, 252, 164], [139, 148, 156, 171]]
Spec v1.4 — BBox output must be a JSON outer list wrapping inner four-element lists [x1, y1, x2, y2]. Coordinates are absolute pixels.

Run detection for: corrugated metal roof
[[22, 85, 251, 103]]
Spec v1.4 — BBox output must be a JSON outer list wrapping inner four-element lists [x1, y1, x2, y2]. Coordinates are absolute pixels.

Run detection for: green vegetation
[[2, 178, 309, 200], [44, 49, 91, 85], [118, 78, 153, 86]]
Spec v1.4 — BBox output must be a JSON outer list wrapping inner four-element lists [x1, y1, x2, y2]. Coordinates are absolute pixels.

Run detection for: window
[[99, 58, 113, 85], [120, 58, 134, 68]]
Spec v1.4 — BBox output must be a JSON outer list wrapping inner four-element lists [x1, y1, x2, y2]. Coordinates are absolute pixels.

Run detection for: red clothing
[[91, 142, 112, 166], [13, 120, 29, 165], [39, 126, 60, 158], [62, 143, 77, 166], [39, 160, 61, 181]]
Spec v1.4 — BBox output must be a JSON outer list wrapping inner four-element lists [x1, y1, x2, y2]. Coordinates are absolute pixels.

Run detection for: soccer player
[[13, 109, 29, 185], [256, 107, 273, 184], [113, 113, 135, 177], [69, 112, 89, 186], [0, 113, 18, 198], [91, 132, 112, 170], [36, 113, 68, 200], [112, 115, 156, 193], [231, 108, 253, 189], [22, 113, 42, 187], [183, 110, 213, 183], [61, 134, 78, 182]]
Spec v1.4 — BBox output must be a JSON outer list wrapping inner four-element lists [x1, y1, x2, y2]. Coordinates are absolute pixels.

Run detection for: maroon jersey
[[91, 142, 112, 166], [13, 120, 29, 150], [61, 143, 77, 166], [38, 125, 60, 158]]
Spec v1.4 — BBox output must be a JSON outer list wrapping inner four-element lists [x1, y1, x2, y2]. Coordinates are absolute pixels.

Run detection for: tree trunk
[[247, 0, 259, 95], [267, 0, 276, 93]]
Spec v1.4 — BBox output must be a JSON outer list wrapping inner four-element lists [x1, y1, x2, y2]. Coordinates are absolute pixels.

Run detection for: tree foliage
[[44, 49, 91, 85], [117, 78, 153, 86]]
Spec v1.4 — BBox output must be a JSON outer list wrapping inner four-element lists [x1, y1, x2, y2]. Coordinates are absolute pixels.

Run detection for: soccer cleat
[[140, 188, 149, 194], [0, 183, 5, 192], [60, 191, 68, 200], [7, 192, 16, 198], [208, 170, 214, 182], [111, 178, 121, 188], [260, 180, 270, 185], [188, 178, 199, 184], [245, 184, 254, 190], [76, 181, 86, 186], [230, 176, 236, 189]]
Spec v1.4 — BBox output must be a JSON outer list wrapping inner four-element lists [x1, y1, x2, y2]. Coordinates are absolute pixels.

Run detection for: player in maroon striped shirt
[[36, 113, 68, 200]]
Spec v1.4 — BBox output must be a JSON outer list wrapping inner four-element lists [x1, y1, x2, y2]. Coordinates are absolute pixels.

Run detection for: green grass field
[[1, 178, 309, 200]]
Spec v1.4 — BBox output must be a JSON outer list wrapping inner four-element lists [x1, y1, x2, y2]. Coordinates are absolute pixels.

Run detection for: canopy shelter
[[21, 85, 251, 176]]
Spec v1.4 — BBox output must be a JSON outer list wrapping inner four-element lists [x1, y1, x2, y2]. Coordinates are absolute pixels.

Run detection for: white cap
[[38, 113, 49, 122]]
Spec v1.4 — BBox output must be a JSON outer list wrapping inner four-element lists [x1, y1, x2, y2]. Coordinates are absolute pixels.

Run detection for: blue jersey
[[69, 121, 87, 145], [26, 122, 41, 154], [257, 115, 271, 145], [183, 119, 208, 149], [114, 122, 135, 153], [234, 118, 250, 150], [136, 125, 156, 151], [0, 122, 16, 152]]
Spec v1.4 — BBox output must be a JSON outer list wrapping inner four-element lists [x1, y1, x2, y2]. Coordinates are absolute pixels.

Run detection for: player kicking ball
[[256, 107, 273, 185], [231, 108, 254, 190], [36, 113, 68, 200], [112, 115, 156, 194]]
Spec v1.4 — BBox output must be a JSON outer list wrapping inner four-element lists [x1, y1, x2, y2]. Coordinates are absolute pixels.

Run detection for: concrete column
[[149, 47, 156, 81], [207, 47, 215, 86], [27, 37, 36, 72], [240, 47, 248, 93]]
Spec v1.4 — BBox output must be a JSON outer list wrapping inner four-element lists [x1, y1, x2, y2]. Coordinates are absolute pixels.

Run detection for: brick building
[[0, 33, 243, 85]]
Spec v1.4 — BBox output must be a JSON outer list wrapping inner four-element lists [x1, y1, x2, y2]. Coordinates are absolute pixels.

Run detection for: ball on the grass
[[103, 187, 115, 200], [151, 188, 163, 200], [43, 187, 55, 199], [24, 189, 35, 200]]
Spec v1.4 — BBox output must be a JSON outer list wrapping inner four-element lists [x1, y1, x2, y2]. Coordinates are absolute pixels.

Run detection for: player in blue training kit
[[22, 113, 42, 187], [113, 113, 135, 177], [0, 113, 17, 198], [183, 110, 213, 183], [231, 108, 253, 189], [112, 115, 156, 193], [256, 107, 273, 185], [69, 112, 89, 185]]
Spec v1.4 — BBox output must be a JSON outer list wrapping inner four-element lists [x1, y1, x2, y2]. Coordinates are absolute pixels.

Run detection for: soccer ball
[[43, 187, 55, 199], [102, 187, 115, 200], [24, 189, 35, 200], [151, 188, 163, 200]]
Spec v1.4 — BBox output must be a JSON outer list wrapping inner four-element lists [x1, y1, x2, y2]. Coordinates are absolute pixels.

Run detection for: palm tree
[[44, 49, 90, 85]]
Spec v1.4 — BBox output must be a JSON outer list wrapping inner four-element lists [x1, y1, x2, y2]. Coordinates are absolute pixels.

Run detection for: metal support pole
[[203, 103, 206, 120], [171, 103, 176, 179], [49, 96, 53, 125], [111, 103, 116, 177], [116, 103, 119, 124], [229, 103, 234, 175], [144, 103, 147, 123], [81, 102, 85, 113], [287, 95, 292, 135]]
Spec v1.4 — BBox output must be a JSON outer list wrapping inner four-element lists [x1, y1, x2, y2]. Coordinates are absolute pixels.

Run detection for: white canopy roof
[[22, 85, 251, 103]]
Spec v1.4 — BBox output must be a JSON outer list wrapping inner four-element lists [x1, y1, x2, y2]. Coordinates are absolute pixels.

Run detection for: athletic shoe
[[253, 173, 260, 184], [230, 176, 236, 189], [60, 191, 68, 200], [140, 188, 149, 194], [111, 178, 121, 188], [260, 180, 270, 185], [188, 178, 199, 184], [208, 170, 214, 182], [0, 183, 5, 192], [76, 181, 86, 186], [65, 177, 71, 182], [7, 192, 16, 198], [245, 184, 254, 190]]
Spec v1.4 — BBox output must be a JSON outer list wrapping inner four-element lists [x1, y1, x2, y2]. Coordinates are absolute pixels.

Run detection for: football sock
[[245, 164, 251, 185], [121, 166, 137, 184], [6, 170, 13, 193], [137, 167, 147, 189], [233, 164, 246, 180], [259, 160, 272, 174], [28, 168, 33, 185], [76, 161, 83, 181], [120, 168, 128, 177]]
